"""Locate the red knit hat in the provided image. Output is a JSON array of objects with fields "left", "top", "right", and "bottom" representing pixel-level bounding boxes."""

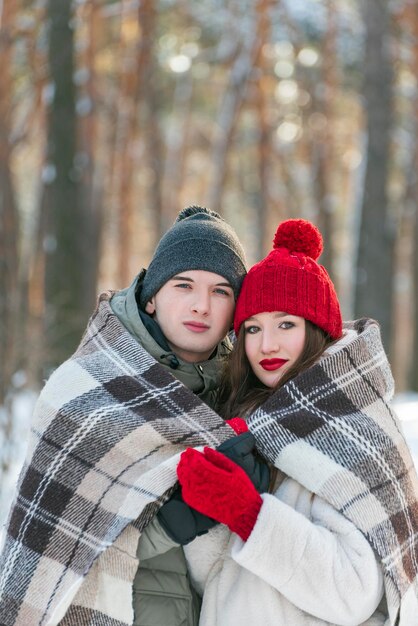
[{"left": 234, "top": 219, "right": 342, "bottom": 339}]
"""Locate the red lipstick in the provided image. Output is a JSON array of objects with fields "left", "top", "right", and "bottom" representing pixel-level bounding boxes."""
[{"left": 259, "top": 358, "right": 288, "bottom": 371}]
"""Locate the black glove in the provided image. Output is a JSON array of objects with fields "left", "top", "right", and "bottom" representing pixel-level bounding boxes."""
[
  {"left": 217, "top": 431, "right": 270, "bottom": 494},
  {"left": 157, "top": 432, "right": 270, "bottom": 545},
  {"left": 157, "top": 486, "right": 217, "bottom": 545}
]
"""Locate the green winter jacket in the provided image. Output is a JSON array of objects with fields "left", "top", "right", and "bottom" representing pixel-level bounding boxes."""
[{"left": 111, "top": 273, "right": 232, "bottom": 626}]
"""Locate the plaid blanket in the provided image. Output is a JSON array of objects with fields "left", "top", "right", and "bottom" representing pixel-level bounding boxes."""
[
  {"left": 247, "top": 318, "right": 418, "bottom": 626},
  {"left": 0, "top": 292, "right": 234, "bottom": 626},
  {"left": 2, "top": 299, "right": 416, "bottom": 626}
]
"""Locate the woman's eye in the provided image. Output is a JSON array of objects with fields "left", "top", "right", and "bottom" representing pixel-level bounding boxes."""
[
  {"left": 244, "top": 325, "right": 259, "bottom": 334},
  {"left": 280, "top": 321, "right": 294, "bottom": 330}
]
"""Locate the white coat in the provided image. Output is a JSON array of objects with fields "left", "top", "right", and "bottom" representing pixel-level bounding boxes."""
[{"left": 184, "top": 474, "right": 387, "bottom": 626}]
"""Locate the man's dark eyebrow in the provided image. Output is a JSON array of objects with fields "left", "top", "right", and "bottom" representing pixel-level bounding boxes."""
[
  {"left": 170, "top": 275, "right": 194, "bottom": 282},
  {"left": 170, "top": 276, "right": 232, "bottom": 289}
]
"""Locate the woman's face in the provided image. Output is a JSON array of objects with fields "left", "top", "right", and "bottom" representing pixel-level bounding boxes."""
[{"left": 243, "top": 312, "right": 306, "bottom": 388}]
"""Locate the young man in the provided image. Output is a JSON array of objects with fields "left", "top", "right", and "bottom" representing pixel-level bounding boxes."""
[
  {"left": 111, "top": 205, "right": 246, "bottom": 410},
  {"left": 110, "top": 206, "right": 248, "bottom": 625},
  {"left": 0, "top": 207, "right": 249, "bottom": 626}
]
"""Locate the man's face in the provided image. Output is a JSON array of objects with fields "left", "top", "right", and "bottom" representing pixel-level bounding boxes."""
[{"left": 145, "top": 270, "right": 235, "bottom": 363}]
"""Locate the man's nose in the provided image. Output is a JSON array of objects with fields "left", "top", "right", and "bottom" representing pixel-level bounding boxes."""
[{"left": 191, "top": 291, "right": 210, "bottom": 315}]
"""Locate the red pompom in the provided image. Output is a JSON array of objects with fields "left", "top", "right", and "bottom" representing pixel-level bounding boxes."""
[{"left": 273, "top": 219, "right": 323, "bottom": 260}]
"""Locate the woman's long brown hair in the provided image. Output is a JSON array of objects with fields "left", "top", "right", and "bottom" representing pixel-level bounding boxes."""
[{"left": 218, "top": 319, "right": 336, "bottom": 419}]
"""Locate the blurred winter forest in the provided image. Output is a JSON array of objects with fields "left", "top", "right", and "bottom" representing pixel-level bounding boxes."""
[{"left": 1, "top": 0, "right": 418, "bottom": 516}]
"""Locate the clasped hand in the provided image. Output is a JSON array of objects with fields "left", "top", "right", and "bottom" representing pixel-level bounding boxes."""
[
  {"left": 177, "top": 436, "right": 266, "bottom": 541},
  {"left": 157, "top": 422, "right": 269, "bottom": 543}
]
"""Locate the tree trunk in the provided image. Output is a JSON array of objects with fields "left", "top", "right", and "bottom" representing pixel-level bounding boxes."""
[
  {"left": 112, "top": 1, "right": 142, "bottom": 286},
  {"left": 0, "top": 0, "right": 21, "bottom": 490},
  {"left": 43, "top": 0, "right": 85, "bottom": 373},
  {"left": 253, "top": 1, "right": 274, "bottom": 259},
  {"left": 354, "top": 0, "right": 395, "bottom": 353},
  {"left": 78, "top": 0, "right": 102, "bottom": 314},
  {"left": 314, "top": 2, "right": 338, "bottom": 277},
  {"left": 137, "top": 1, "right": 165, "bottom": 237},
  {"left": 0, "top": 0, "right": 19, "bottom": 405},
  {"left": 409, "top": 5, "right": 418, "bottom": 391},
  {"left": 162, "top": 73, "right": 193, "bottom": 218},
  {"left": 208, "top": 0, "right": 272, "bottom": 214}
]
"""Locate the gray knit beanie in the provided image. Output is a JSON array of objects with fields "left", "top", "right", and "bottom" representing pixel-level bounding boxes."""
[{"left": 139, "top": 206, "right": 247, "bottom": 308}]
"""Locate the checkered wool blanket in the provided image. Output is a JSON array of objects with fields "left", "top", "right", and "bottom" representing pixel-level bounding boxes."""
[
  {"left": 247, "top": 318, "right": 418, "bottom": 626},
  {"left": 0, "top": 292, "right": 234, "bottom": 626}
]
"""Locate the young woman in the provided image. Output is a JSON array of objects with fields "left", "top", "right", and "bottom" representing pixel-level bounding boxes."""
[{"left": 176, "top": 219, "right": 418, "bottom": 626}]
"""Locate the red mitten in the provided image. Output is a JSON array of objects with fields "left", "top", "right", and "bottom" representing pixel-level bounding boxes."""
[
  {"left": 177, "top": 447, "right": 262, "bottom": 541},
  {"left": 225, "top": 417, "right": 248, "bottom": 435}
]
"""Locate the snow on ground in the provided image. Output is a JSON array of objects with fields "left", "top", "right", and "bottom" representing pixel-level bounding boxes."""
[{"left": 0, "top": 391, "right": 35, "bottom": 531}]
